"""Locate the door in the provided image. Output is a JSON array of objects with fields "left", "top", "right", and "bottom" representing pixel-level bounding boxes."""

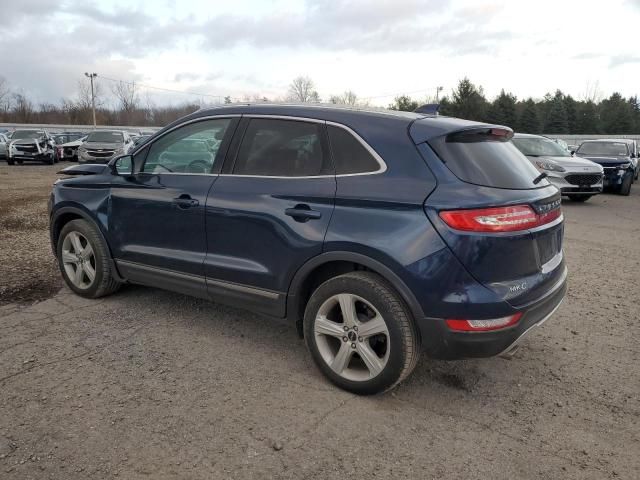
[
  {"left": 204, "top": 117, "right": 336, "bottom": 316},
  {"left": 109, "top": 117, "right": 237, "bottom": 296}
]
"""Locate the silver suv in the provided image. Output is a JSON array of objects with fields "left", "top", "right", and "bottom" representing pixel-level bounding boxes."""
[
  {"left": 77, "top": 130, "right": 134, "bottom": 164},
  {"left": 512, "top": 133, "right": 603, "bottom": 202}
]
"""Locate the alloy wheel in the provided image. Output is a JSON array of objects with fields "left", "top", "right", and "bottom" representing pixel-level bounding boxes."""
[
  {"left": 314, "top": 293, "right": 390, "bottom": 382},
  {"left": 61, "top": 231, "right": 96, "bottom": 289}
]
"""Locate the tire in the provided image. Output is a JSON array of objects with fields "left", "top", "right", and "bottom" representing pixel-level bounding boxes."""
[
  {"left": 568, "top": 195, "right": 592, "bottom": 202},
  {"left": 56, "top": 219, "right": 121, "bottom": 298},
  {"left": 17, "top": 159, "right": 23, "bottom": 165},
  {"left": 618, "top": 173, "right": 632, "bottom": 196},
  {"left": 44, "top": 154, "right": 54, "bottom": 165},
  {"left": 7, "top": 159, "right": 14, "bottom": 165},
  {"left": 304, "top": 271, "right": 420, "bottom": 395}
]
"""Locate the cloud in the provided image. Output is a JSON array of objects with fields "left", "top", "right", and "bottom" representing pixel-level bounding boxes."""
[{"left": 609, "top": 54, "right": 640, "bottom": 68}]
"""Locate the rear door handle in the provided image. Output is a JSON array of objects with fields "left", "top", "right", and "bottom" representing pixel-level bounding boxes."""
[
  {"left": 285, "top": 204, "right": 322, "bottom": 222},
  {"left": 172, "top": 195, "right": 199, "bottom": 209}
]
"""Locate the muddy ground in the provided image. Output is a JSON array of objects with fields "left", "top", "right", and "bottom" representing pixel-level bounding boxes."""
[{"left": 0, "top": 162, "right": 638, "bottom": 479}]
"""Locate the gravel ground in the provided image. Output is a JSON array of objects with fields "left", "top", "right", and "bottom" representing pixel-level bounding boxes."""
[{"left": 0, "top": 163, "right": 638, "bottom": 479}]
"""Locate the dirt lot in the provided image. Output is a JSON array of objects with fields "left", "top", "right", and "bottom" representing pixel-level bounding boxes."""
[{"left": 0, "top": 162, "right": 638, "bottom": 479}]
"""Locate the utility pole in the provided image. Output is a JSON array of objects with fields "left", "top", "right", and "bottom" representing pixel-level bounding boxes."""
[
  {"left": 436, "top": 86, "right": 444, "bottom": 102},
  {"left": 84, "top": 72, "right": 97, "bottom": 127}
]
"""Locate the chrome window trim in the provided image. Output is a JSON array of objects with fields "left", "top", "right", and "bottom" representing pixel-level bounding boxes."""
[
  {"left": 139, "top": 113, "right": 388, "bottom": 179},
  {"left": 136, "top": 114, "right": 241, "bottom": 176}
]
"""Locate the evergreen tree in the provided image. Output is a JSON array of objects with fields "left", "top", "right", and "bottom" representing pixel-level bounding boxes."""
[
  {"left": 563, "top": 95, "right": 578, "bottom": 133},
  {"left": 599, "top": 93, "right": 634, "bottom": 134},
  {"left": 544, "top": 91, "right": 569, "bottom": 134},
  {"left": 576, "top": 101, "right": 599, "bottom": 134},
  {"left": 518, "top": 98, "right": 541, "bottom": 133},
  {"left": 449, "top": 78, "right": 488, "bottom": 122},
  {"left": 486, "top": 89, "right": 517, "bottom": 127}
]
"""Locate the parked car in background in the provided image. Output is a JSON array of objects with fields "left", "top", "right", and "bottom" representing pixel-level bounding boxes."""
[
  {"left": 56, "top": 135, "right": 87, "bottom": 162},
  {"left": 0, "top": 133, "right": 9, "bottom": 160},
  {"left": 50, "top": 104, "right": 566, "bottom": 394},
  {"left": 618, "top": 139, "right": 639, "bottom": 181},
  {"left": 550, "top": 137, "right": 570, "bottom": 152},
  {"left": 574, "top": 140, "right": 635, "bottom": 195},
  {"left": 77, "top": 130, "right": 134, "bottom": 164},
  {"left": 132, "top": 134, "right": 151, "bottom": 147},
  {"left": 7, "top": 129, "right": 57, "bottom": 165},
  {"left": 512, "top": 134, "right": 603, "bottom": 202}
]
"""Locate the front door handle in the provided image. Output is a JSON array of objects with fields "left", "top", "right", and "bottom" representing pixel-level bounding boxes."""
[
  {"left": 172, "top": 195, "right": 199, "bottom": 209},
  {"left": 285, "top": 204, "right": 322, "bottom": 222}
]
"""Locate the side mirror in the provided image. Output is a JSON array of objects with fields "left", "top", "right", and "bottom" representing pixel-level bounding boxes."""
[
  {"left": 111, "top": 155, "right": 133, "bottom": 175},
  {"left": 570, "top": 150, "right": 575, "bottom": 156}
]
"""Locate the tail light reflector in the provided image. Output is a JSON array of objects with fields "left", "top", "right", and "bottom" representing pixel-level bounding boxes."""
[
  {"left": 446, "top": 313, "right": 522, "bottom": 332},
  {"left": 439, "top": 205, "right": 560, "bottom": 233}
]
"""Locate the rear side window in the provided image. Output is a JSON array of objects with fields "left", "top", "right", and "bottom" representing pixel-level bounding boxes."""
[
  {"left": 234, "top": 119, "right": 330, "bottom": 177},
  {"left": 327, "top": 125, "right": 381, "bottom": 175},
  {"left": 429, "top": 128, "right": 547, "bottom": 189}
]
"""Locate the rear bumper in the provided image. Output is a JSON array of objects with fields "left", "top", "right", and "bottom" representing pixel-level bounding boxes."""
[{"left": 416, "top": 269, "right": 567, "bottom": 359}]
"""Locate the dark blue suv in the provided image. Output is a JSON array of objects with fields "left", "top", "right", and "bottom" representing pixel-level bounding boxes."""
[{"left": 49, "top": 105, "right": 567, "bottom": 394}]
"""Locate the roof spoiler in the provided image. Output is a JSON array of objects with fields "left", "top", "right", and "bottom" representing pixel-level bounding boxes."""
[{"left": 414, "top": 103, "right": 440, "bottom": 115}]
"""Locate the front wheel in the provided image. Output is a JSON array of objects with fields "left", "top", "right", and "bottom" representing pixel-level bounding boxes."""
[
  {"left": 304, "top": 271, "right": 420, "bottom": 395},
  {"left": 57, "top": 219, "right": 121, "bottom": 298},
  {"left": 568, "top": 195, "right": 592, "bottom": 202},
  {"left": 618, "top": 173, "right": 632, "bottom": 196}
]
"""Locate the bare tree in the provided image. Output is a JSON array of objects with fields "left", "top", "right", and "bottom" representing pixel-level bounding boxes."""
[
  {"left": 111, "top": 80, "right": 139, "bottom": 113},
  {"left": 12, "top": 92, "right": 34, "bottom": 123},
  {"left": 287, "top": 76, "right": 320, "bottom": 103},
  {"left": 582, "top": 80, "right": 604, "bottom": 104},
  {"left": 329, "top": 90, "right": 361, "bottom": 106}
]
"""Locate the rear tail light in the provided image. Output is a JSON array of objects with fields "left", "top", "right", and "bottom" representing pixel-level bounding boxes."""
[
  {"left": 439, "top": 205, "right": 560, "bottom": 233},
  {"left": 446, "top": 313, "right": 522, "bottom": 332}
]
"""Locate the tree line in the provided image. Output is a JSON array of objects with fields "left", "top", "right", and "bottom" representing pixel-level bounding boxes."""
[
  {"left": 1, "top": 75, "right": 639, "bottom": 134},
  {"left": 388, "top": 78, "right": 640, "bottom": 135}
]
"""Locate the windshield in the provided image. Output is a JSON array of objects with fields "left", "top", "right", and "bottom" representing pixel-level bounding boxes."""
[
  {"left": 11, "top": 130, "right": 42, "bottom": 140},
  {"left": 512, "top": 136, "right": 570, "bottom": 157},
  {"left": 577, "top": 142, "right": 629, "bottom": 156},
  {"left": 86, "top": 131, "right": 124, "bottom": 143}
]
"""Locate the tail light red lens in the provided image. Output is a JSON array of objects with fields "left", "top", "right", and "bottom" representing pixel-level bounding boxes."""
[
  {"left": 439, "top": 205, "right": 560, "bottom": 233},
  {"left": 446, "top": 313, "right": 522, "bottom": 332}
]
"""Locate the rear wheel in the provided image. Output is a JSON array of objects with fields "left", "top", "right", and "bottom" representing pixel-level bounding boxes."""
[
  {"left": 7, "top": 159, "right": 14, "bottom": 165},
  {"left": 568, "top": 195, "right": 592, "bottom": 202},
  {"left": 618, "top": 173, "right": 632, "bottom": 196},
  {"left": 304, "top": 271, "right": 420, "bottom": 395},
  {"left": 44, "top": 153, "right": 54, "bottom": 165},
  {"left": 57, "top": 219, "right": 121, "bottom": 298}
]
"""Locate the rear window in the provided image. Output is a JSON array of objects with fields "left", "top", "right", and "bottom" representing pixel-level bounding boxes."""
[{"left": 428, "top": 128, "right": 548, "bottom": 189}]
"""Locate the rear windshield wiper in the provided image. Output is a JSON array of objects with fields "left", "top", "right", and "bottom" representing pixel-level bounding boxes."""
[{"left": 533, "top": 172, "right": 548, "bottom": 185}]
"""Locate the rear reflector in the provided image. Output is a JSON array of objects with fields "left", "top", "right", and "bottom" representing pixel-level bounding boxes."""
[
  {"left": 446, "top": 313, "right": 522, "bottom": 332},
  {"left": 439, "top": 205, "right": 560, "bottom": 233}
]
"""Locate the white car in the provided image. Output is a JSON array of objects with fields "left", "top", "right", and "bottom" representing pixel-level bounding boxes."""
[
  {"left": 57, "top": 135, "right": 87, "bottom": 162},
  {"left": 512, "top": 133, "right": 604, "bottom": 202},
  {"left": 0, "top": 133, "right": 9, "bottom": 160}
]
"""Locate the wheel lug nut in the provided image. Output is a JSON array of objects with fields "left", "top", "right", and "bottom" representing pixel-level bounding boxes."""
[
  {"left": 351, "top": 343, "right": 356, "bottom": 349},
  {"left": 358, "top": 337, "right": 363, "bottom": 342},
  {"left": 353, "top": 326, "right": 358, "bottom": 331},
  {"left": 342, "top": 336, "right": 348, "bottom": 342},
  {"left": 343, "top": 326, "right": 349, "bottom": 331}
]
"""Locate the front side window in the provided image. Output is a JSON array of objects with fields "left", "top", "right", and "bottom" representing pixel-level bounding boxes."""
[
  {"left": 327, "top": 125, "right": 381, "bottom": 174},
  {"left": 142, "top": 119, "right": 231, "bottom": 174},
  {"left": 233, "top": 119, "right": 329, "bottom": 177}
]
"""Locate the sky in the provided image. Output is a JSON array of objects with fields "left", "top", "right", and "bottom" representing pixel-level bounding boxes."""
[{"left": 1, "top": 0, "right": 640, "bottom": 107}]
